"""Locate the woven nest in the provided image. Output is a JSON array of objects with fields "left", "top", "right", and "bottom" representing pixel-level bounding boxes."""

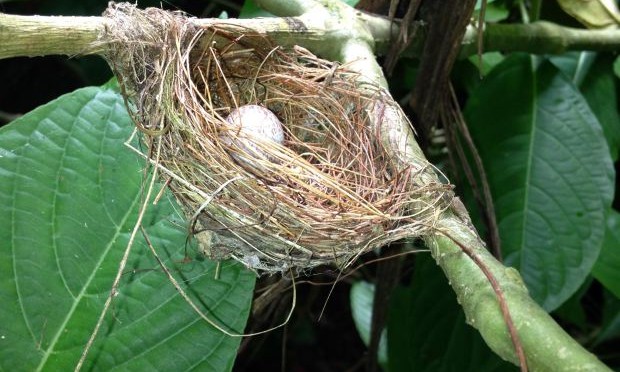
[{"left": 101, "top": 3, "right": 452, "bottom": 273}]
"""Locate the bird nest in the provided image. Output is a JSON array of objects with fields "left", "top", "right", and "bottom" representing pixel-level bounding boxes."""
[{"left": 101, "top": 3, "right": 452, "bottom": 273}]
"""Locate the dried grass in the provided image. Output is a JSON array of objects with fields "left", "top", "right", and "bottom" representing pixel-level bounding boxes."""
[{"left": 101, "top": 3, "right": 452, "bottom": 274}]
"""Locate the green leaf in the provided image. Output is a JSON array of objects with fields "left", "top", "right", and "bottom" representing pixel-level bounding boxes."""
[
  {"left": 350, "top": 281, "right": 388, "bottom": 368},
  {"left": 557, "top": 0, "right": 620, "bottom": 29},
  {"left": 613, "top": 56, "right": 620, "bottom": 79},
  {"left": 593, "top": 211, "right": 620, "bottom": 298},
  {"left": 549, "top": 51, "right": 596, "bottom": 86},
  {"left": 239, "top": 0, "right": 357, "bottom": 19},
  {"left": 593, "top": 289, "right": 620, "bottom": 346},
  {"left": 549, "top": 53, "right": 620, "bottom": 160},
  {"left": 239, "top": 0, "right": 275, "bottom": 18},
  {"left": 340, "top": 0, "right": 360, "bottom": 6},
  {"left": 468, "top": 52, "right": 505, "bottom": 76},
  {"left": 0, "top": 85, "right": 255, "bottom": 371},
  {"left": 580, "top": 55, "right": 620, "bottom": 161},
  {"left": 387, "top": 255, "right": 514, "bottom": 371},
  {"left": 552, "top": 277, "right": 593, "bottom": 331},
  {"left": 464, "top": 54, "right": 614, "bottom": 311},
  {"left": 474, "top": 1, "right": 509, "bottom": 22}
]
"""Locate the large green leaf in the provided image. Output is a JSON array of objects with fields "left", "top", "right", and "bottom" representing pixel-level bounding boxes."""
[
  {"left": 464, "top": 54, "right": 614, "bottom": 311},
  {"left": 550, "top": 52, "right": 620, "bottom": 160},
  {"left": 593, "top": 211, "right": 620, "bottom": 298},
  {"left": 387, "top": 255, "right": 514, "bottom": 371},
  {"left": 580, "top": 55, "right": 620, "bottom": 161},
  {"left": 0, "top": 84, "right": 255, "bottom": 371}
]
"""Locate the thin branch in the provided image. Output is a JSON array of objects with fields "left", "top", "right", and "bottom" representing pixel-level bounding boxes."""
[
  {"left": 529, "top": 0, "right": 542, "bottom": 22},
  {"left": 460, "top": 20, "right": 620, "bottom": 57},
  {"left": 477, "top": 0, "right": 487, "bottom": 76},
  {"left": 2, "top": 12, "right": 620, "bottom": 61},
  {"left": 0, "top": 13, "right": 104, "bottom": 59},
  {"left": 446, "top": 85, "right": 502, "bottom": 260},
  {"left": 382, "top": 0, "right": 421, "bottom": 75}
]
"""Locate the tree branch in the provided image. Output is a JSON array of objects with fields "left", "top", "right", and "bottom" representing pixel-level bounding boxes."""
[
  {"left": 428, "top": 210, "right": 610, "bottom": 370},
  {"left": 460, "top": 21, "right": 620, "bottom": 57},
  {"left": 0, "top": 13, "right": 104, "bottom": 59},
  {"left": 2, "top": 11, "right": 620, "bottom": 61}
]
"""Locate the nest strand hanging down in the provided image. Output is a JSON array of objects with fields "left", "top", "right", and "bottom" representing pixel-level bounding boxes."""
[{"left": 101, "top": 3, "right": 452, "bottom": 273}]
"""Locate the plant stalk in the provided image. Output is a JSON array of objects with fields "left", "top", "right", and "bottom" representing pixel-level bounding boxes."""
[
  {"left": 0, "top": 13, "right": 104, "bottom": 59},
  {"left": 427, "top": 211, "right": 611, "bottom": 370},
  {"left": 2, "top": 12, "right": 620, "bottom": 60}
]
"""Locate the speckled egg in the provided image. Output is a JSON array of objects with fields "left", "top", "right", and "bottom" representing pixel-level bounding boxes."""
[{"left": 221, "top": 105, "right": 285, "bottom": 159}]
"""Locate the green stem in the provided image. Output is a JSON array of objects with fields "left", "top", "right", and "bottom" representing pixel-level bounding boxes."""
[
  {"left": 0, "top": 13, "right": 104, "bottom": 59},
  {"left": 427, "top": 212, "right": 611, "bottom": 371},
  {"left": 460, "top": 21, "right": 620, "bottom": 57},
  {"left": 2, "top": 12, "right": 620, "bottom": 60}
]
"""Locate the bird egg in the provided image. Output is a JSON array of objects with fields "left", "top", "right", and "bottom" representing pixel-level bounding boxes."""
[{"left": 221, "top": 105, "right": 284, "bottom": 160}]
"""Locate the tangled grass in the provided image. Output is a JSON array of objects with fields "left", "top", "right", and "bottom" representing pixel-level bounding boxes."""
[{"left": 102, "top": 2, "right": 452, "bottom": 274}]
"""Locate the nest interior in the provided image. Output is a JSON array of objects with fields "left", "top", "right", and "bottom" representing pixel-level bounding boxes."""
[{"left": 102, "top": 3, "right": 451, "bottom": 273}]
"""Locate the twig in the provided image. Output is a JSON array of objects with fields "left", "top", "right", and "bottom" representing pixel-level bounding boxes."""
[
  {"left": 3, "top": 12, "right": 620, "bottom": 61},
  {"left": 476, "top": 0, "right": 486, "bottom": 77},
  {"left": 446, "top": 85, "right": 502, "bottom": 259},
  {"left": 383, "top": 0, "right": 422, "bottom": 75}
]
